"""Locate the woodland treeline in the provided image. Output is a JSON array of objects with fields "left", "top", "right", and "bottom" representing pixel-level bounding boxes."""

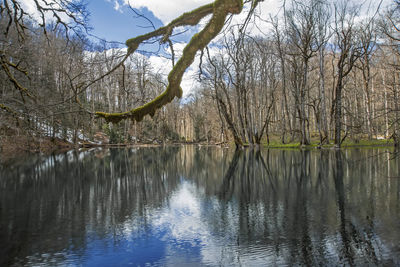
[{"left": 1, "top": 0, "right": 400, "bottom": 148}]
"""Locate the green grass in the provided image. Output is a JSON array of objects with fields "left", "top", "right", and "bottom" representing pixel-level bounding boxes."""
[
  {"left": 263, "top": 138, "right": 394, "bottom": 149},
  {"left": 264, "top": 141, "right": 301, "bottom": 149},
  {"left": 340, "top": 139, "right": 394, "bottom": 148}
]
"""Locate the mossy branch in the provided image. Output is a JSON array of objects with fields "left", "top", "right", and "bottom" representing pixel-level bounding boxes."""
[
  {"left": 0, "top": 104, "right": 21, "bottom": 124},
  {"left": 0, "top": 104, "right": 15, "bottom": 114},
  {"left": 96, "top": 0, "right": 243, "bottom": 123},
  {"left": 0, "top": 54, "right": 34, "bottom": 102}
]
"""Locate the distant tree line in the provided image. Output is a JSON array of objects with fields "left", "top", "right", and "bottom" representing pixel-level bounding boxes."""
[{"left": 199, "top": 0, "right": 400, "bottom": 147}]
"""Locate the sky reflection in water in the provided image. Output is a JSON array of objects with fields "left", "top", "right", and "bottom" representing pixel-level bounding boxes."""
[{"left": 1, "top": 147, "right": 400, "bottom": 266}]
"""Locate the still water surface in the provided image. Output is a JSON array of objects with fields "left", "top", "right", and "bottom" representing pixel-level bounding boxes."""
[{"left": 1, "top": 146, "right": 400, "bottom": 266}]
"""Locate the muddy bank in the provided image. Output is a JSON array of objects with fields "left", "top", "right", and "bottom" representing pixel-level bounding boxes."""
[{"left": 0, "top": 136, "right": 74, "bottom": 164}]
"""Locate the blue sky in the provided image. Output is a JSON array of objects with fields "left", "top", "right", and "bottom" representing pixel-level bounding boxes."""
[
  {"left": 87, "top": 0, "right": 163, "bottom": 44},
  {"left": 85, "top": 0, "right": 214, "bottom": 47}
]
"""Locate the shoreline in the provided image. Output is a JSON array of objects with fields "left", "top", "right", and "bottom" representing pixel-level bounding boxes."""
[{"left": 1, "top": 136, "right": 396, "bottom": 164}]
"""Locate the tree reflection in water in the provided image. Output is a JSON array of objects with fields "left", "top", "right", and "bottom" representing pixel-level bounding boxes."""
[{"left": 0, "top": 146, "right": 399, "bottom": 266}]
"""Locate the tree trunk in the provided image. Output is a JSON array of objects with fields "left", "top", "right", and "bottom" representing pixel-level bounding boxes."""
[
  {"left": 300, "top": 60, "right": 310, "bottom": 145},
  {"left": 382, "top": 70, "right": 389, "bottom": 138},
  {"left": 319, "top": 48, "right": 328, "bottom": 144},
  {"left": 334, "top": 77, "right": 343, "bottom": 147},
  {"left": 394, "top": 74, "right": 400, "bottom": 146}
]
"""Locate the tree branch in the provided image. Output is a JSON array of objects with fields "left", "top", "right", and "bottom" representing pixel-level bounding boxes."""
[{"left": 96, "top": 0, "right": 244, "bottom": 123}]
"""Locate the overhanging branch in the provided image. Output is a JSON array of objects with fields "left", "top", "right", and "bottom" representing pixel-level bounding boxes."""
[{"left": 95, "top": 0, "right": 244, "bottom": 123}]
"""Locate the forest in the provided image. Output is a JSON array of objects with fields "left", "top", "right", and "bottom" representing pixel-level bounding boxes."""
[{"left": 1, "top": 0, "right": 400, "bottom": 153}]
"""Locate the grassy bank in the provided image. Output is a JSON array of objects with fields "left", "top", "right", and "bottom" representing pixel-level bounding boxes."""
[{"left": 264, "top": 139, "right": 394, "bottom": 149}]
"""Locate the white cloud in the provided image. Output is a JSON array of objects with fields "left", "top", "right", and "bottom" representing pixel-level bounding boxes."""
[
  {"left": 114, "top": 1, "right": 121, "bottom": 12},
  {"left": 19, "top": 0, "right": 77, "bottom": 25},
  {"left": 19, "top": 0, "right": 37, "bottom": 16},
  {"left": 123, "top": 0, "right": 212, "bottom": 24},
  {"left": 19, "top": 0, "right": 60, "bottom": 22},
  {"left": 119, "top": 0, "right": 282, "bottom": 28},
  {"left": 221, "top": 1, "right": 282, "bottom": 37},
  {"left": 148, "top": 42, "right": 199, "bottom": 99}
]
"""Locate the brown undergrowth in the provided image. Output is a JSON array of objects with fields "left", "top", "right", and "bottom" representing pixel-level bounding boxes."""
[{"left": 0, "top": 135, "right": 73, "bottom": 164}]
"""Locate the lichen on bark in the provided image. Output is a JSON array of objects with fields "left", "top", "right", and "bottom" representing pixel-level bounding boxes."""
[{"left": 96, "top": 0, "right": 243, "bottom": 123}]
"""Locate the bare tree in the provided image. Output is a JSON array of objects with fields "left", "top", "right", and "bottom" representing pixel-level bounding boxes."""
[
  {"left": 315, "top": 0, "right": 331, "bottom": 144},
  {"left": 331, "top": 0, "right": 363, "bottom": 147},
  {"left": 357, "top": 19, "right": 378, "bottom": 140},
  {"left": 270, "top": 15, "right": 293, "bottom": 143},
  {"left": 285, "top": 0, "right": 322, "bottom": 145}
]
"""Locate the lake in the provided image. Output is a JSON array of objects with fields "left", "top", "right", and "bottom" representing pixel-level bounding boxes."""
[{"left": 1, "top": 146, "right": 400, "bottom": 266}]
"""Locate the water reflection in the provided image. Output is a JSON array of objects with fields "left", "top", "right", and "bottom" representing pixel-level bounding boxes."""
[{"left": 1, "top": 147, "right": 400, "bottom": 266}]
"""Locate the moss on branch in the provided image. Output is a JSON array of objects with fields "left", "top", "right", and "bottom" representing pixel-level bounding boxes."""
[
  {"left": 0, "top": 104, "right": 13, "bottom": 113},
  {"left": 96, "top": 0, "right": 243, "bottom": 123},
  {"left": 0, "top": 55, "right": 34, "bottom": 101},
  {"left": 0, "top": 104, "right": 20, "bottom": 122}
]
